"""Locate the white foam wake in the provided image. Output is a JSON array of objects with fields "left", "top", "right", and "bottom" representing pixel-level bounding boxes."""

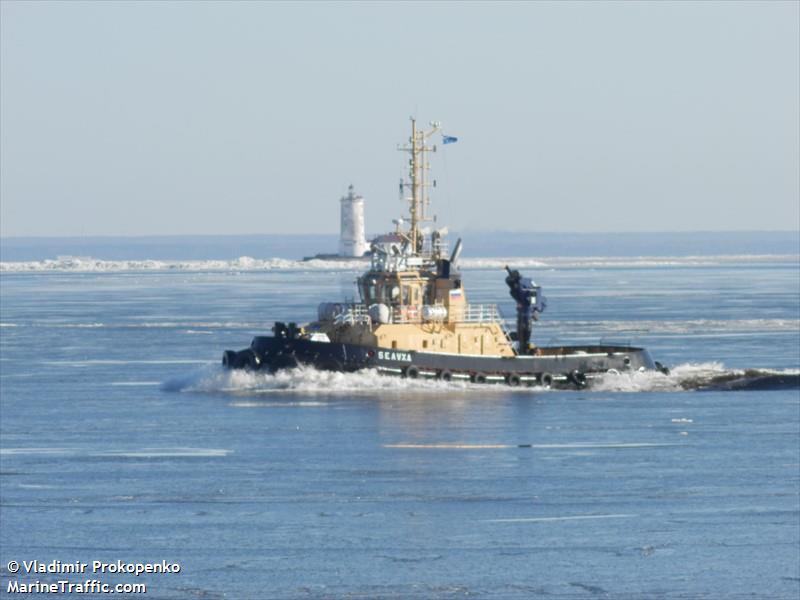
[
  {"left": 162, "top": 362, "right": 799, "bottom": 396},
  {"left": 588, "top": 362, "right": 720, "bottom": 392},
  {"left": 591, "top": 362, "right": 800, "bottom": 392},
  {"left": 2, "top": 254, "right": 796, "bottom": 273},
  {"left": 162, "top": 364, "right": 474, "bottom": 395}
]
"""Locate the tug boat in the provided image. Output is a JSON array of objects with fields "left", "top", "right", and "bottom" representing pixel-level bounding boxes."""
[{"left": 223, "top": 119, "right": 667, "bottom": 388}]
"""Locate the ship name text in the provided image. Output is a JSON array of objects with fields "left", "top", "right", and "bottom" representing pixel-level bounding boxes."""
[{"left": 377, "top": 350, "right": 412, "bottom": 362}]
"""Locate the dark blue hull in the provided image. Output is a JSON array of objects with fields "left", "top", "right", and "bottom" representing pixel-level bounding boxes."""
[{"left": 223, "top": 330, "right": 662, "bottom": 388}]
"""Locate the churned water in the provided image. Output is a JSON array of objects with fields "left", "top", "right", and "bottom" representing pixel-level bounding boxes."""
[{"left": 1, "top": 235, "right": 798, "bottom": 599}]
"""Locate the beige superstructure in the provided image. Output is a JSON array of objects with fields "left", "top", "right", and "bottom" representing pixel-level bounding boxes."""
[{"left": 307, "top": 119, "right": 516, "bottom": 358}]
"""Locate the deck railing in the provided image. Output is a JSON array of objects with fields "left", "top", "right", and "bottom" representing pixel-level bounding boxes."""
[
  {"left": 460, "top": 304, "right": 503, "bottom": 323},
  {"left": 329, "top": 303, "right": 504, "bottom": 326},
  {"left": 332, "top": 303, "right": 372, "bottom": 326}
]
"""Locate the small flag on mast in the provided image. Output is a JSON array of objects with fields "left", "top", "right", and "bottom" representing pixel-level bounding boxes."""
[{"left": 442, "top": 134, "right": 458, "bottom": 145}]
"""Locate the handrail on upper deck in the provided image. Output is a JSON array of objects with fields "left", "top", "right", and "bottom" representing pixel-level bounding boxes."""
[{"left": 330, "top": 302, "right": 506, "bottom": 326}]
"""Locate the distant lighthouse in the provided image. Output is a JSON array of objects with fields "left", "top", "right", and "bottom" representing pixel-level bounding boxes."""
[{"left": 339, "top": 184, "right": 368, "bottom": 257}]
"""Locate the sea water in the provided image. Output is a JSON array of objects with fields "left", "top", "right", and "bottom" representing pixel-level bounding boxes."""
[{"left": 1, "top": 234, "right": 798, "bottom": 599}]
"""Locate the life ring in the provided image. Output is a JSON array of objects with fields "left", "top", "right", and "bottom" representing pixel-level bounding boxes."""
[
  {"left": 540, "top": 372, "right": 553, "bottom": 388},
  {"left": 506, "top": 374, "right": 521, "bottom": 387},
  {"left": 406, "top": 305, "right": 419, "bottom": 321},
  {"left": 405, "top": 366, "right": 420, "bottom": 379},
  {"left": 438, "top": 370, "right": 453, "bottom": 382},
  {"left": 472, "top": 373, "right": 487, "bottom": 384}
]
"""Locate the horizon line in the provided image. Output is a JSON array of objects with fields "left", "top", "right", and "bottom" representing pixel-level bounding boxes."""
[{"left": 2, "top": 229, "right": 799, "bottom": 241}]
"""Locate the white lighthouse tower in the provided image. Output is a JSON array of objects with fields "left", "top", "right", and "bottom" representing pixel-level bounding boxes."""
[{"left": 339, "top": 184, "right": 368, "bottom": 257}]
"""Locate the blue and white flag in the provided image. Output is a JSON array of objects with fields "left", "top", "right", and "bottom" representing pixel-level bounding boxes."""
[{"left": 442, "top": 134, "right": 458, "bottom": 145}]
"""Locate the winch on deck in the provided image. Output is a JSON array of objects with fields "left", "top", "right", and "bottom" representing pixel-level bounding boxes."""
[{"left": 505, "top": 266, "right": 547, "bottom": 355}]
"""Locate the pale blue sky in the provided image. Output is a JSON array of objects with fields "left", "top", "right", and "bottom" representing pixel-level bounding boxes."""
[{"left": 1, "top": 0, "right": 798, "bottom": 237}]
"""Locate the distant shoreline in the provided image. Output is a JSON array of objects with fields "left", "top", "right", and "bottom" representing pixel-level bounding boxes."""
[
  {"left": 1, "top": 231, "right": 798, "bottom": 263},
  {"left": 2, "top": 229, "right": 798, "bottom": 240}
]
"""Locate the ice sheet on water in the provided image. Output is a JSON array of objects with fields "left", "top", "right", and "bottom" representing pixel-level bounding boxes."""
[
  {"left": 0, "top": 256, "right": 366, "bottom": 272},
  {"left": 560, "top": 318, "right": 800, "bottom": 335},
  {"left": 3, "top": 254, "right": 796, "bottom": 273},
  {"left": 0, "top": 447, "right": 231, "bottom": 457}
]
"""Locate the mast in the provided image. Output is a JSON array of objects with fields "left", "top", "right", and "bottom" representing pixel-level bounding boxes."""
[
  {"left": 410, "top": 118, "right": 419, "bottom": 252},
  {"left": 399, "top": 118, "right": 440, "bottom": 255}
]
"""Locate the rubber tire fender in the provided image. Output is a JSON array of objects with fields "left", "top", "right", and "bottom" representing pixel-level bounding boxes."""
[
  {"left": 239, "top": 350, "right": 260, "bottom": 371},
  {"left": 569, "top": 369, "right": 587, "bottom": 389},
  {"left": 232, "top": 350, "right": 253, "bottom": 370},
  {"left": 540, "top": 372, "right": 554, "bottom": 388},
  {"left": 222, "top": 350, "right": 238, "bottom": 369},
  {"left": 405, "top": 366, "right": 420, "bottom": 379},
  {"left": 472, "top": 373, "right": 487, "bottom": 384},
  {"left": 506, "top": 373, "right": 521, "bottom": 387},
  {"left": 438, "top": 370, "right": 453, "bottom": 382}
]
